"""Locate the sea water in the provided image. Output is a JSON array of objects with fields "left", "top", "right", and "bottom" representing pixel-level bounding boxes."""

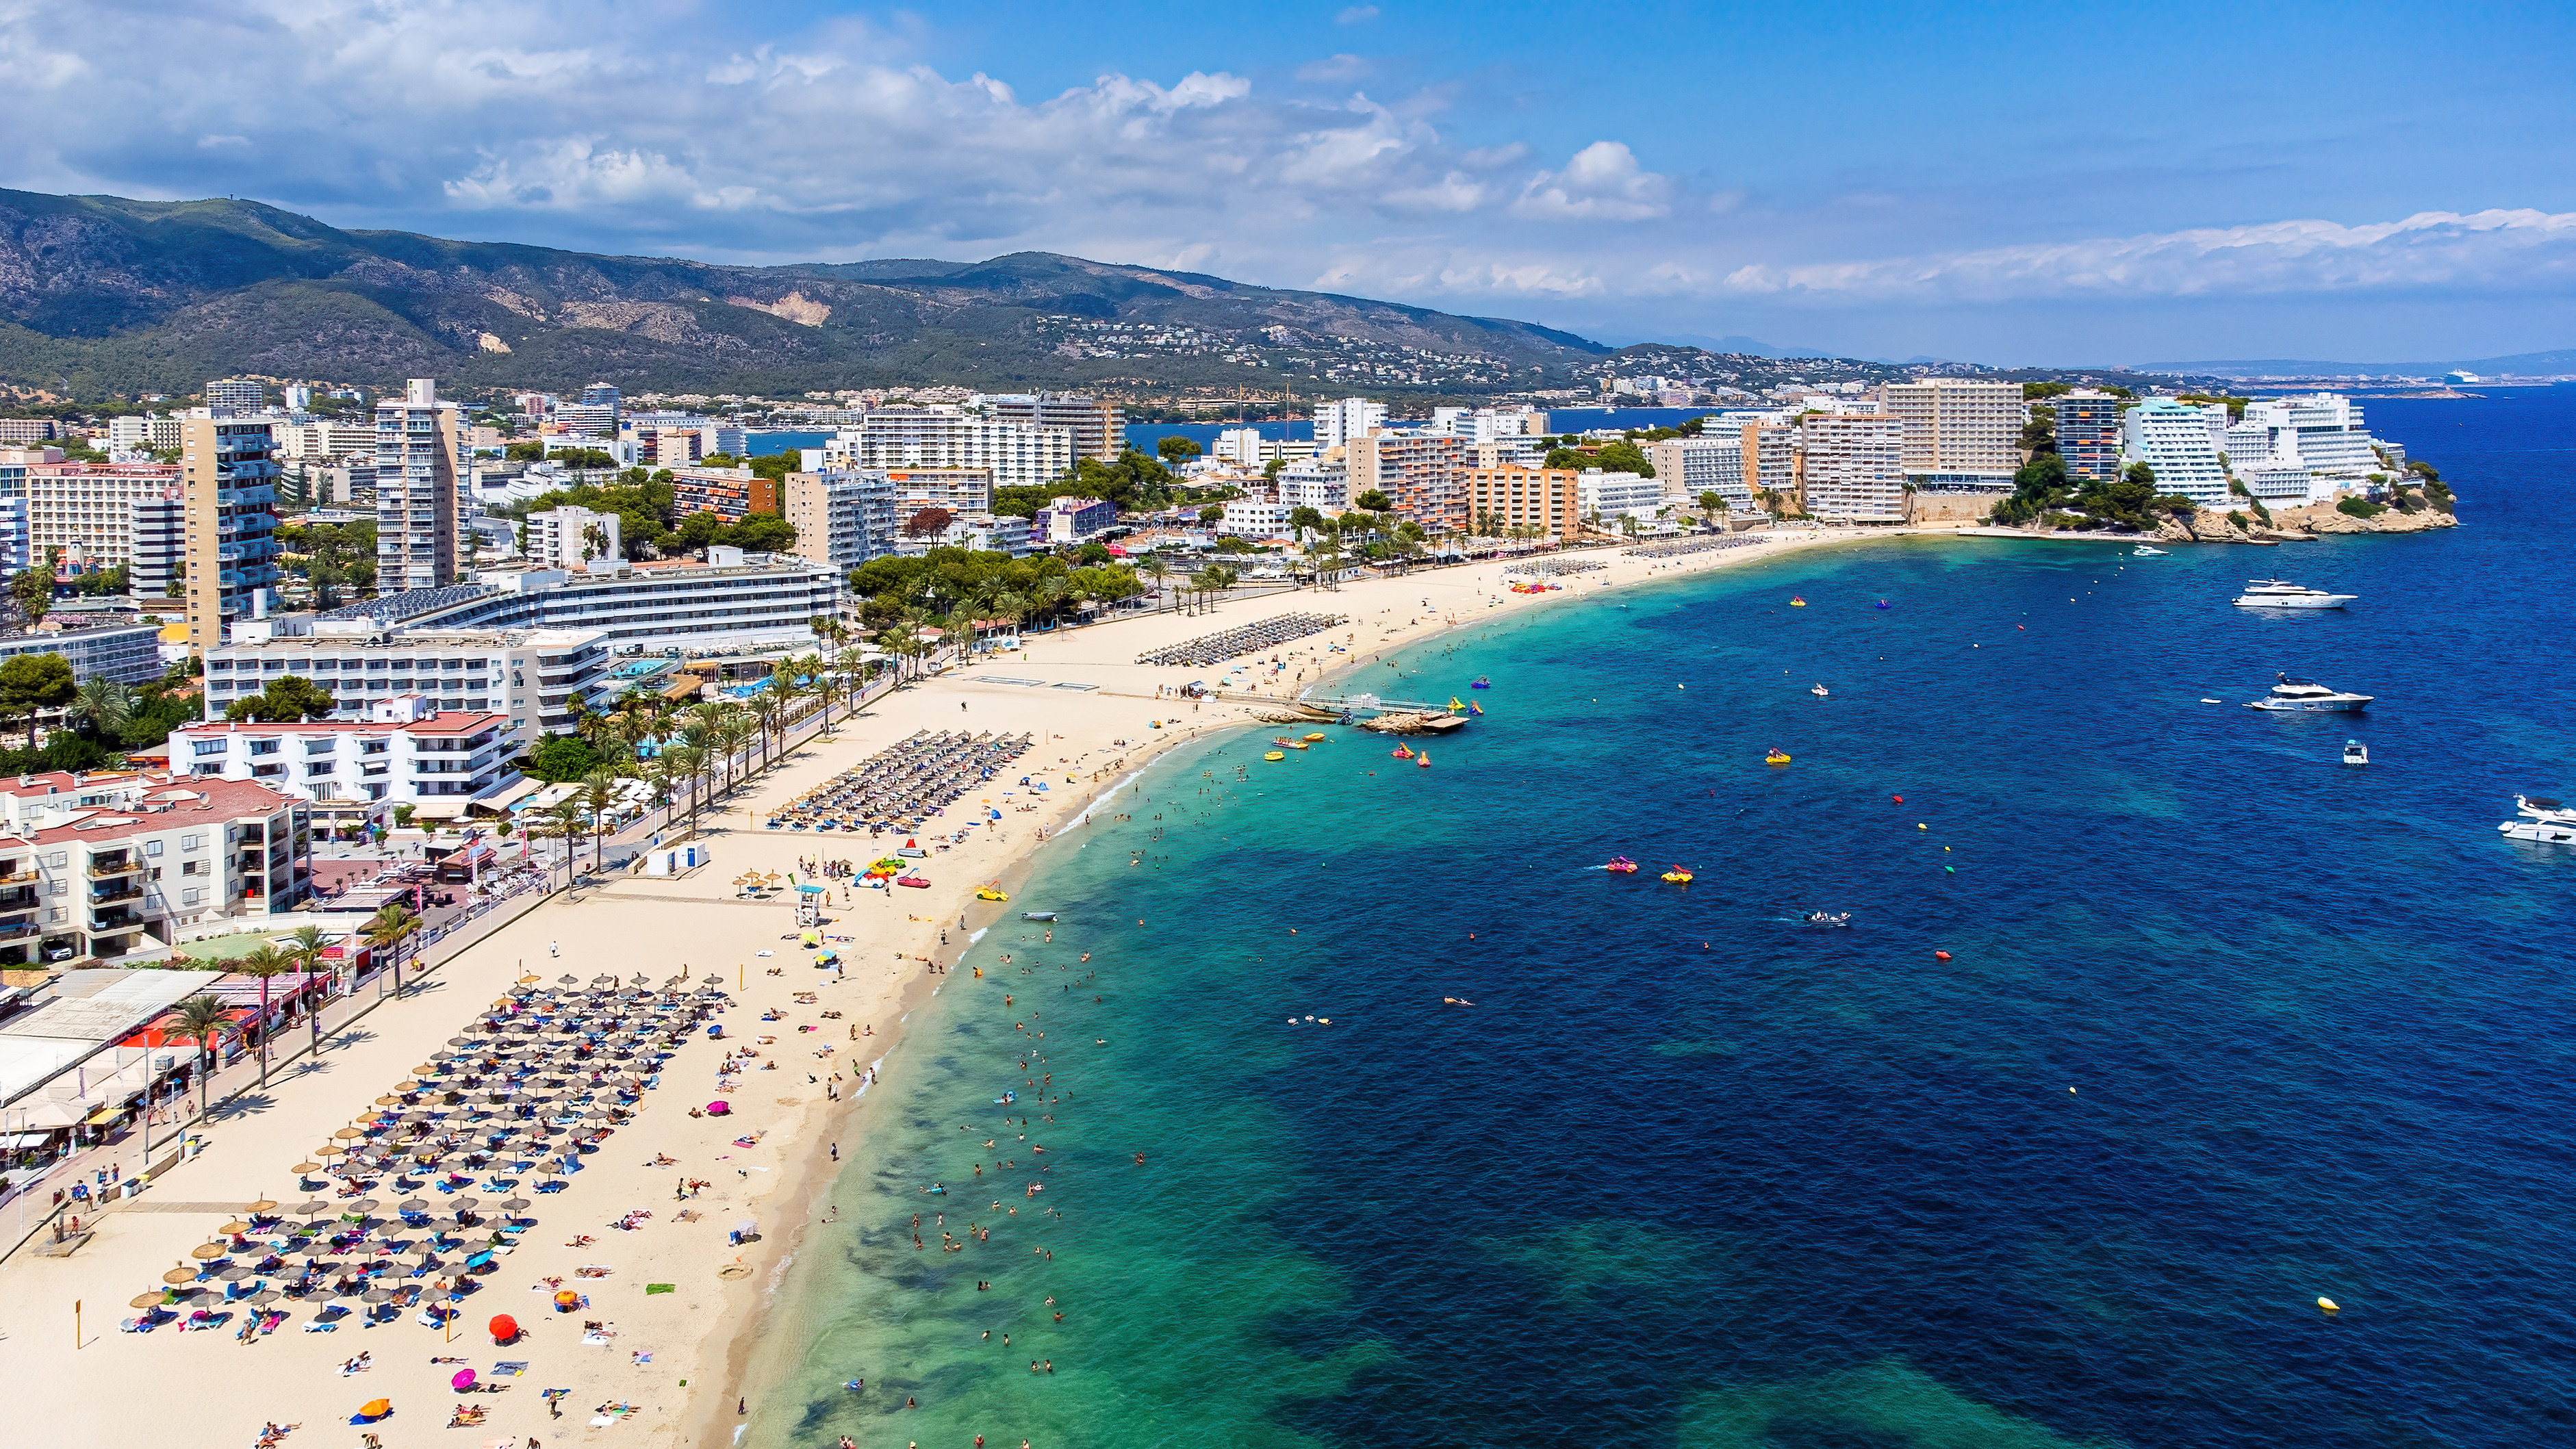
[{"left": 745, "top": 388, "right": 2576, "bottom": 1448}]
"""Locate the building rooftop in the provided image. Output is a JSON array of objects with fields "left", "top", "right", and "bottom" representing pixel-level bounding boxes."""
[
  {"left": 175, "top": 709, "right": 509, "bottom": 739},
  {"left": 316, "top": 583, "right": 498, "bottom": 623}
]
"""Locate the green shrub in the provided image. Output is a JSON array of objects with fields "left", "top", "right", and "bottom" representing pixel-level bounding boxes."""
[{"left": 2336, "top": 498, "right": 2386, "bottom": 519}]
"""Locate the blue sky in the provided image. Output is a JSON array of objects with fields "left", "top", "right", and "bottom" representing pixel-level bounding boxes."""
[{"left": 6, "top": 1, "right": 2574, "bottom": 365}]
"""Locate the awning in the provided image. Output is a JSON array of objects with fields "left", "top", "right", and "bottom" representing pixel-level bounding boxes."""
[
  {"left": 408, "top": 799, "right": 472, "bottom": 821},
  {"left": 0, "top": 1131, "right": 49, "bottom": 1146},
  {"left": 83, "top": 1105, "right": 123, "bottom": 1126},
  {"left": 476, "top": 778, "right": 544, "bottom": 814}
]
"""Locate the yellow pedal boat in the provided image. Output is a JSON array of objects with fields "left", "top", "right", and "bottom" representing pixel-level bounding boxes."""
[
  {"left": 1661, "top": 868, "right": 1694, "bottom": 884},
  {"left": 975, "top": 887, "right": 1008, "bottom": 902},
  {"left": 1303, "top": 732, "right": 1327, "bottom": 742},
  {"left": 1765, "top": 751, "right": 1793, "bottom": 765},
  {"left": 1264, "top": 750, "right": 1286, "bottom": 761}
]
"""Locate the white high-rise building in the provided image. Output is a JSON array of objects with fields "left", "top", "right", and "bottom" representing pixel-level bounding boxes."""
[
  {"left": 1273, "top": 459, "right": 1349, "bottom": 515},
  {"left": 205, "top": 378, "right": 265, "bottom": 414},
  {"left": 1575, "top": 470, "right": 1666, "bottom": 524},
  {"left": 374, "top": 379, "right": 466, "bottom": 593},
  {"left": 2120, "top": 399, "right": 2231, "bottom": 509},
  {"left": 1798, "top": 415, "right": 1907, "bottom": 523},
  {"left": 1314, "top": 398, "right": 1389, "bottom": 451},
  {"left": 824, "top": 409, "right": 1074, "bottom": 491}
]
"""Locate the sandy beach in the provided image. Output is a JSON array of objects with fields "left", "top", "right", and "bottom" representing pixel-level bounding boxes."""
[{"left": 0, "top": 526, "right": 1883, "bottom": 1449}]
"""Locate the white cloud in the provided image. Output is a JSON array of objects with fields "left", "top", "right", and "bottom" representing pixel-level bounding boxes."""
[
  {"left": 1511, "top": 141, "right": 1672, "bottom": 221},
  {"left": 1721, "top": 209, "right": 2576, "bottom": 301},
  {"left": 1296, "top": 53, "right": 1372, "bottom": 83},
  {"left": 1336, "top": 5, "right": 1380, "bottom": 24}
]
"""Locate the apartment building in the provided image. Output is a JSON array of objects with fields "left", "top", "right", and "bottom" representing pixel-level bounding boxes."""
[
  {"left": 1878, "top": 378, "right": 2022, "bottom": 487},
  {"left": 105, "top": 415, "right": 186, "bottom": 454},
  {"left": 202, "top": 624, "right": 609, "bottom": 738},
  {"left": 828, "top": 409, "right": 1073, "bottom": 489},
  {"left": 980, "top": 393, "right": 1121, "bottom": 462},
  {"left": 129, "top": 493, "right": 183, "bottom": 600},
  {"left": 172, "top": 695, "right": 521, "bottom": 825},
  {"left": 275, "top": 419, "right": 377, "bottom": 461},
  {"left": 1314, "top": 397, "right": 1390, "bottom": 451},
  {"left": 314, "top": 555, "right": 841, "bottom": 655},
  {"left": 2052, "top": 392, "right": 2124, "bottom": 480},
  {"left": 2228, "top": 393, "right": 2386, "bottom": 481},
  {"left": 0, "top": 621, "right": 166, "bottom": 684},
  {"left": 0, "top": 498, "right": 25, "bottom": 572},
  {"left": 783, "top": 468, "right": 898, "bottom": 573},
  {"left": 24, "top": 459, "right": 181, "bottom": 571},
  {"left": 1219, "top": 497, "right": 1292, "bottom": 539},
  {"left": 180, "top": 415, "right": 283, "bottom": 651},
  {"left": 0, "top": 771, "right": 309, "bottom": 965},
  {"left": 2120, "top": 399, "right": 2231, "bottom": 509},
  {"left": 669, "top": 465, "right": 778, "bottom": 523},
  {"left": 1032, "top": 496, "right": 1117, "bottom": 543},
  {"left": 1798, "top": 415, "right": 1907, "bottom": 523},
  {"left": 1273, "top": 459, "right": 1349, "bottom": 515},
  {"left": 891, "top": 513, "right": 1033, "bottom": 557},
  {"left": 1576, "top": 470, "right": 1668, "bottom": 525},
  {"left": 887, "top": 468, "right": 995, "bottom": 516},
  {"left": 0, "top": 419, "right": 57, "bottom": 444},
  {"left": 0, "top": 445, "right": 61, "bottom": 500},
  {"left": 205, "top": 379, "right": 266, "bottom": 413},
  {"left": 1463, "top": 466, "right": 1580, "bottom": 539},
  {"left": 1344, "top": 432, "right": 1466, "bottom": 533},
  {"left": 374, "top": 379, "right": 466, "bottom": 594},
  {"left": 1644, "top": 437, "right": 1758, "bottom": 510},
  {"left": 523, "top": 505, "right": 624, "bottom": 570}
]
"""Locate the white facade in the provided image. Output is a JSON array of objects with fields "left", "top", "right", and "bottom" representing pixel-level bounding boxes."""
[
  {"left": 25, "top": 461, "right": 181, "bottom": 570},
  {"left": 1430, "top": 406, "right": 1545, "bottom": 442},
  {"left": 0, "top": 497, "right": 26, "bottom": 572},
  {"left": 1576, "top": 470, "right": 1667, "bottom": 524},
  {"left": 1273, "top": 460, "right": 1349, "bottom": 515},
  {"left": 1221, "top": 497, "right": 1292, "bottom": 539},
  {"left": 375, "top": 379, "right": 466, "bottom": 593},
  {"left": 1314, "top": 397, "right": 1389, "bottom": 451},
  {"left": 1799, "top": 415, "right": 1907, "bottom": 523},
  {"left": 203, "top": 625, "right": 612, "bottom": 737},
  {"left": 173, "top": 697, "right": 521, "bottom": 815},
  {"left": 893, "top": 513, "right": 1032, "bottom": 558},
  {"left": 524, "top": 505, "right": 624, "bottom": 570},
  {"left": 1644, "top": 437, "right": 1756, "bottom": 509},
  {"left": 2121, "top": 400, "right": 2232, "bottom": 509},
  {"left": 0, "top": 772, "right": 310, "bottom": 962},
  {"left": 324, "top": 560, "right": 842, "bottom": 656},
  {"left": 205, "top": 379, "right": 266, "bottom": 413},
  {"left": 2230, "top": 394, "right": 2387, "bottom": 484},
  {"left": 826, "top": 409, "right": 1074, "bottom": 490}
]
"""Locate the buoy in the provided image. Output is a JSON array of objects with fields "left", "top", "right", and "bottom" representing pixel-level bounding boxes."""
[
  {"left": 2317, "top": 1297, "right": 2340, "bottom": 1313},
  {"left": 1943, "top": 866, "right": 1954, "bottom": 873},
  {"left": 1917, "top": 823, "right": 1927, "bottom": 830},
  {"left": 1934, "top": 951, "right": 1951, "bottom": 961},
  {"left": 1892, "top": 795, "right": 1902, "bottom": 804}
]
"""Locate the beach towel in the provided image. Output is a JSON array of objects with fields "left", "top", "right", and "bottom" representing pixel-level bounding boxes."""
[
  {"left": 490, "top": 1361, "right": 528, "bottom": 1376},
  {"left": 644, "top": 1283, "right": 675, "bottom": 1295}
]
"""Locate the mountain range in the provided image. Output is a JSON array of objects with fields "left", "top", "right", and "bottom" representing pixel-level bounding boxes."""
[{"left": 0, "top": 189, "right": 1614, "bottom": 400}]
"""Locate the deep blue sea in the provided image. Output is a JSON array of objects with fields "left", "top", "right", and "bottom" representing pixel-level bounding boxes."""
[{"left": 750, "top": 387, "right": 2575, "bottom": 1449}]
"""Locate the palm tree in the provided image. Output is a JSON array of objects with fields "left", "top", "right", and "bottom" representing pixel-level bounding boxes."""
[
  {"left": 285, "top": 923, "right": 331, "bottom": 1057},
  {"left": 578, "top": 768, "right": 621, "bottom": 872},
  {"left": 168, "top": 994, "right": 233, "bottom": 1119},
  {"left": 68, "top": 677, "right": 133, "bottom": 741},
  {"left": 662, "top": 745, "right": 706, "bottom": 837},
  {"left": 638, "top": 756, "right": 679, "bottom": 832},
  {"left": 832, "top": 646, "right": 869, "bottom": 718},
  {"left": 361, "top": 901, "right": 421, "bottom": 996},
  {"left": 235, "top": 943, "right": 294, "bottom": 1087},
  {"left": 542, "top": 799, "right": 587, "bottom": 888},
  {"left": 748, "top": 691, "right": 784, "bottom": 773},
  {"left": 715, "top": 714, "right": 756, "bottom": 799}
]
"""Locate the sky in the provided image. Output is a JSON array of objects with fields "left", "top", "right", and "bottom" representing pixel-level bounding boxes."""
[{"left": 5, "top": 1, "right": 2575, "bottom": 366}]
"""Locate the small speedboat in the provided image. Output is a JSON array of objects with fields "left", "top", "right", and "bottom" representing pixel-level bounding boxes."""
[
  {"left": 1805, "top": 911, "right": 1851, "bottom": 927},
  {"left": 1263, "top": 751, "right": 1286, "bottom": 761},
  {"left": 2500, "top": 795, "right": 2576, "bottom": 843},
  {"left": 1661, "top": 867, "right": 1694, "bottom": 884},
  {"left": 1810, "top": 684, "right": 1829, "bottom": 697},
  {"left": 2133, "top": 545, "right": 2169, "bottom": 557},
  {"left": 2343, "top": 741, "right": 2369, "bottom": 766},
  {"left": 1022, "top": 910, "right": 1058, "bottom": 921},
  {"left": 1605, "top": 857, "right": 1638, "bottom": 874},
  {"left": 1765, "top": 750, "right": 1792, "bottom": 766}
]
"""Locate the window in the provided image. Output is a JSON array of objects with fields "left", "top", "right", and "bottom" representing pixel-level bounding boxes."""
[
  {"left": 181, "top": 888, "right": 204, "bottom": 906},
  {"left": 190, "top": 739, "right": 225, "bottom": 757},
  {"left": 44, "top": 851, "right": 63, "bottom": 868},
  {"left": 144, "top": 841, "right": 162, "bottom": 856},
  {"left": 181, "top": 834, "right": 202, "bottom": 851},
  {"left": 181, "top": 860, "right": 203, "bottom": 876},
  {"left": 305, "top": 762, "right": 335, "bottom": 778},
  {"left": 247, "top": 739, "right": 280, "bottom": 756}
]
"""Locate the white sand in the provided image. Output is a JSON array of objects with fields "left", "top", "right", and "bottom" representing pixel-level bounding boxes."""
[{"left": 0, "top": 528, "right": 1884, "bottom": 1449}]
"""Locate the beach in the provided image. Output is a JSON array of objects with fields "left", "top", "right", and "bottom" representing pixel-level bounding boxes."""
[{"left": 0, "top": 528, "right": 1860, "bottom": 1449}]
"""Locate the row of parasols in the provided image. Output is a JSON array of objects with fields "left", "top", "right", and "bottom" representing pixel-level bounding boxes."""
[{"left": 126, "top": 969, "right": 730, "bottom": 1332}]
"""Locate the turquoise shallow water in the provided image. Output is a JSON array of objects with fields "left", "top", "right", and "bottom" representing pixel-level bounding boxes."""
[{"left": 748, "top": 389, "right": 2576, "bottom": 1449}]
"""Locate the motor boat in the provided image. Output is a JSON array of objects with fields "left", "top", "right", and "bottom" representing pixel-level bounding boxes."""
[
  {"left": 1605, "top": 857, "right": 1638, "bottom": 874},
  {"left": 1805, "top": 911, "right": 1851, "bottom": 927},
  {"left": 1810, "top": 684, "right": 1829, "bottom": 697},
  {"left": 2343, "top": 741, "right": 2369, "bottom": 766},
  {"left": 2133, "top": 546, "right": 2169, "bottom": 557},
  {"left": 1021, "top": 910, "right": 1058, "bottom": 921},
  {"left": 2234, "top": 579, "right": 2356, "bottom": 609},
  {"left": 2500, "top": 796, "right": 2576, "bottom": 844},
  {"left": 2246, "top": 674, "right": 2373, "bottom": 712}
]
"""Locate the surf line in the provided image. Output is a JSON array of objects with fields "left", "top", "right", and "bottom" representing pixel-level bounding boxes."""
[{"left": 1066, "top": 752, "right": 1175, "bottom": 832}]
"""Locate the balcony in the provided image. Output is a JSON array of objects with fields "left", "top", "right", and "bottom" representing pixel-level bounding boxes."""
[
  {"left": 88, "top": 882, "right": 144, "bottom": 905},
  {"left": 86, "top": 858, "right": 142, "bottom": 879},
  {"left": 90, "top": 907, "right": 147, "bottom": 932},
  {"left": 0, "top": 921, "right": 38, "bottom": 942}
]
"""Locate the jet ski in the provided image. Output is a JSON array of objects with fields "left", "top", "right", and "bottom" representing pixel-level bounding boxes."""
[{"left": 1805, "top": 911, "right": 1852, "bottom": 927}]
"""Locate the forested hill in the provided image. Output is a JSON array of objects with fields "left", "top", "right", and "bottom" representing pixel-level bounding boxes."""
[{"left": 0, "top": 189, "right": 1610, "bottom": 398}]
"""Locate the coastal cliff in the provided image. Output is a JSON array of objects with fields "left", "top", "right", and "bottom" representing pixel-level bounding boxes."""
[{"left": 2150, "top": 499, "right": 2462, "bottom": 544}]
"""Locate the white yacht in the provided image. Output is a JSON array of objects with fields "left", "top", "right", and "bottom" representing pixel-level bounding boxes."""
[
  {"left": 2246, "top": 674, "right": 2373, "bottom": 712},
  {"left": 2500, "top": 796, "right": 2576, "bottom": 844},
  {"left": 2234, "top": 579, "right": 2356, "bottom": 609},
  {"left": 1809, "top": 684, "right": 1829, "bottom": 697},
  {"left": 2343, "top": 741, "right": 2369, "bottom": 766},
  {"left": 2132, "top": 545, "right": 2169, "bottom": 557}
]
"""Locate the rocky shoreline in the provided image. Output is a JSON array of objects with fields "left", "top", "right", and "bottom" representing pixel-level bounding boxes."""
[{"left": 2148, "top": 499, "right": 2462, "bottom": 544}]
